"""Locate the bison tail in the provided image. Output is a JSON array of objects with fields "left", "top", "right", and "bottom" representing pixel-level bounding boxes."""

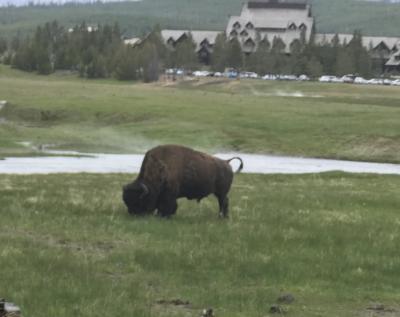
[{"left": 226, "top": 157, "right": 244, "bottom": 173}]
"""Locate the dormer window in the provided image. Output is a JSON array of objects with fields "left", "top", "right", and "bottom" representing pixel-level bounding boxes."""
[
  {"left": 288, "top": 22, "right": 297, "bottom": 30},
  {"left": 167, "top": 37, "right": 175, "bottom": 45},
  {"left": 246, "top": 22, "right": 254, "bottom": 29},
  {"left": 200, "top": 39, "right": 210, "bottom": 47},
  {"left": 244, "top": 38, "right": 255, "bottom": 47},
  {"left": 240, "top": 30, "right": 248, "bottom": 37},
  {"left": 299, "top": 23, "right": 307, "bottom": 30},
  {"left": 233, "top": 21, "right": 241, "bottom": 29},
  {"left": 230, "top": 29, "right": 238, "bottom": 37}
]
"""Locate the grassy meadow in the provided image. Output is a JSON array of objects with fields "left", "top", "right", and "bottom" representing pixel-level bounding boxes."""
[
  {"left": 0, "top": 65, "right": 400, "bottom": 162},
  {"left": 1, "top": 172, "right": 400, "bottom": 317},
  {"left": 1, "top": 65, "right": 400, "bottom": 316}
]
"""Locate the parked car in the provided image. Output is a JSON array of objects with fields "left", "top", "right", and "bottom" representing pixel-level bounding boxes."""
[
  {"left": 193, "top": 70, "right": 211, "bottom": 77},
  {"left": 262, "top": 74, "right": 277, "bottom": 80},
  {"left": 240, "top": 71, "right": 258, "bottom": 79},
  {"left": 279, "top": 74, "right": 298, "bottom": 81},
  {"left": 319, "top": 75, "right": 338, "bottom": 83},
  {"left": 391, "top": 79, "right": 400, "bottom": 86},
  {"left": 224, "top": 70, "right": 238, "bottom": 78},
  {"left": 367, "top": 78, "right": 384, "bottom": 85},
  {"left": 298, "top": 74, "right": 310, "bottom": 81},
  {"left": 176, "top": 68, "right": 185, "bottom": 76},
  {"left": 383, "top": 79, "right": 393, "bottom": 85},
  {"left": 214, "top": 72, "right": 223, "bottom": 77},
  {"left": 354, "top": 77, "right": 368, "bottom": 85},
  {"left": 329, "top": 76, "right": 343, "bottom": 83},
  {"left": 341, "top": 74, "right": 355, "bottom": 83}
]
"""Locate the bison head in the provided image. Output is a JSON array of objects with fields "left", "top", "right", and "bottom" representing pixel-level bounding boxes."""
[{"left": 122, "top": 180, "right": 154, "bottom": 215}]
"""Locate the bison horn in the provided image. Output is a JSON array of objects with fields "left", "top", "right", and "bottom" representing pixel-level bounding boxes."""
[{"left": 140, "top": 183, "right": 149, "bottom": 197}]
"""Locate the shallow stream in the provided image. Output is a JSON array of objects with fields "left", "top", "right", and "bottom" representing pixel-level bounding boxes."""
[{"left": 1, "top": 151, "right": 400, "bottom": 175}]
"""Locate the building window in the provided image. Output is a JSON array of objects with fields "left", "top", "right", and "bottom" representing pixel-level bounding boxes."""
[
  {"left": 245, "top": 38, "right": 255, "bottom": 47},
  {"left": 246, "top": 22, "right": 254, "bottom": 29},
  {"left": 240, "top": 30, "right": 248, "bottom": 37},
  {"left": 288, "top": 23, "right": 297, "bottom": 30},
  {"left": 233, "top": 21, "right": 241, "bottom": 29},
  {"left": 230, "top": 30, "right": 238, "bottom": 37},
  {"left": 201, "top": 39, "right": 210, "bottom": 47},
  {"left": 299, "top": 23, "right": 307, "bottom": 30}
]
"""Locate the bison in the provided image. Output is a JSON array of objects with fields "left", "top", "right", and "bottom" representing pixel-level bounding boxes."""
[{"left": 122, "top": 145, "right": 243, "bottom": 218}]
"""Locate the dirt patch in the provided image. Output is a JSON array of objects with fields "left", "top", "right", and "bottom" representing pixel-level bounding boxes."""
[
  {"left": 360, "top": 304, "right": 400, "bottom": 317},
  {"left": 153, "top": 299, "right": 196, "bottom": 317},
  {"left": 0, "top": 229, "right": 116, "bottom": 257},
  {"left": 156, "top": 299, "right": 191, "bottom": 307}
]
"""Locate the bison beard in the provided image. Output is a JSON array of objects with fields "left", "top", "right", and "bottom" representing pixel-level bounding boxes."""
[{"left": 122, "top": 145, "right": 243, "bottom": 218}]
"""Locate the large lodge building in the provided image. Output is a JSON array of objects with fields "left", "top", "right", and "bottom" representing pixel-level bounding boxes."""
[{"left": 131, "top": 0, "right": 400, "bottom": 72}]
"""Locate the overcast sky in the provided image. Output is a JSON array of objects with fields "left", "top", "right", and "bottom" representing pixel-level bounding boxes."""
[{"left": 0, "top": 0, "right": 140, "bottom": 6}]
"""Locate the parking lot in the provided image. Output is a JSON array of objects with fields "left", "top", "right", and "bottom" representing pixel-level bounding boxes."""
[{"left": 166, "top": 68, "right": 400, "bottom": 86}]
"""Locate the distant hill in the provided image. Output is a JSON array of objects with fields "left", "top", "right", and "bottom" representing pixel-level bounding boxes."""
[
  {"left": 0, "top": 0, "right": 399, "bottom": 40},
  {"left": 0, "top": 0, "right": 141, "bottom": 7}
]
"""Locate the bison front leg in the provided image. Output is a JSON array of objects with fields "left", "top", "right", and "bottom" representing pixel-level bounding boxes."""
[
  {"left": 217, "top": 195, "right": 229, "bottom": 218},
  {"left": 157, "top": 199, "right": 178, "bottom": 218}
]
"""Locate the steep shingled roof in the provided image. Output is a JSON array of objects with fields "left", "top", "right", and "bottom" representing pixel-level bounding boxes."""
[
  {"left": 226, "top": 0, "right": 313, "bottom": 52},
  {"left": 315, "top": 33, "right": 400, "bottom": 50},
  {"left": 161, "top": 30, "right": 221, "bottom": 51}
]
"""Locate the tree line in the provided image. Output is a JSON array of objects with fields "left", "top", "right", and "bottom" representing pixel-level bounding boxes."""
[
  {"left": 0, "top": 20, "right": 384, "bottom": 81},
  {"left": 211, "top": 31, "right": 377, "bottom": 78}
]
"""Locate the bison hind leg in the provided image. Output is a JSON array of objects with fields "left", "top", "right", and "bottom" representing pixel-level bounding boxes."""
[{"left": 217, "top": 195, "right": 229, "bottom": 218}]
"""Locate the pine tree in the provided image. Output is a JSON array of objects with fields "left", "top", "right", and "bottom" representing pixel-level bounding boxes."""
[
  {"left": 271, "top": 36, "right": 286, "bottom": 73},
  {"left": 246, "top": 36, "right": 272, "bottom": 74},
  {"left": 335, "top": 49, "right": 355, "bottom": 76},
  {"left": 35, "top": 44, "right": 52, "bottom": 74},
  {"left": 211, "top": 32, "right": 227, "bottom": 72},
  {"left": 306, "top": 56, "right": 323, "bottom": 78},
  {"left": 226, "top": 37, "right": 242, "bottom": 70},
  {"left": 113, "top": 45, "right": 139, "bottom": 80},
  {"left": 140, "top": 42, "right": 160, "bottom": 82},
  {"left": 172, "top": 33, "right": 198, "bottom": 70},
  {"left": 0, "top": 37, "right": 7, "bottom": 55}
]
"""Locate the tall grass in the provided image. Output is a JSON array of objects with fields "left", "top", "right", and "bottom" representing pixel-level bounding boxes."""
[{"left": 1, "top": 173, "right": 400, "bottom": 316}]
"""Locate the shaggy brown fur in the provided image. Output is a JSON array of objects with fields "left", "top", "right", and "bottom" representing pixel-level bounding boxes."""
[{"left": 122, "top": 144, "right": 243, "bottom": 218}]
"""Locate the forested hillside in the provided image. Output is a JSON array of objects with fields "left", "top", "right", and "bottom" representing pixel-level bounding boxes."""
[{"left": 0, "top": 0, "right": 399, "bottom": 39}]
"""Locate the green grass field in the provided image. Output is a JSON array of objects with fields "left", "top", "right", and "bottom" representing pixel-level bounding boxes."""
[
  {"left": 0, "top": 65, "right": 399, "bottom": 162},
  {"left": 1, "top": 65, "right": 400, "bottom": 316},
  {"left": 1, "top": 172, "right": 400, "bottom": 317}
]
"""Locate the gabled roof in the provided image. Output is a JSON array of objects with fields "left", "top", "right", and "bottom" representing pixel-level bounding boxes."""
[
  {"left": 226, "top": 1, "right": 314, "bottom": 42},
  {"left": 385, "top": 51, "right": 400, "bottom": 67},
  {"left": 315, "top": 33, "right": 400, "bottom": 51},
  {"left": 248, "top": 0, "right": 309, "bottom": 10},
  {"left": 161, "top": 30, "right": 221, "bottom": 51}
]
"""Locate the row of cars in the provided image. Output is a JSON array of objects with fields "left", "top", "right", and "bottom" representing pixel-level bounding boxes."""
[
  {"left": 167, "top": 68, "right": 400, "bottom": 86},
  {"left": 319, "top": 75, "right": 400, "bottom": 86},
  {"left": 192, "top": 70, "right": 312, "bottom": 81}
]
